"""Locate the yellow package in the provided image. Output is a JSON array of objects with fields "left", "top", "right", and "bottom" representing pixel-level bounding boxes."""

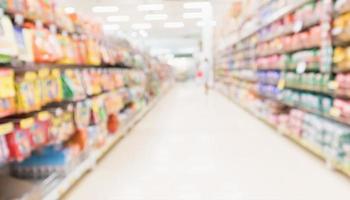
[
  {"left": 87, "top": 39, "right": 101, "bottom": 65},
  {"left": 16, "top": 71, "right": 42, "bottom": 113}
]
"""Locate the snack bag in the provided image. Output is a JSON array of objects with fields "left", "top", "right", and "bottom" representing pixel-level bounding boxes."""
[
  {"left": 16, "top": 71, "right": 42, "bottom": 113},
  {"left": 33, "top": 27, "right": 50, "bottom": 63},
  {"left": 0, "top": 15, "right": 18, "bottom": 62},
  {"left": 0, "top": 68, "right": 16, "bottom": 117},
  {"left": 74, "top": 100, "right": 90, "bottom": 129},
  {"left": 0, "top": 122, "right": 12, "bottom": 164},
  {"left": 6, "top": 118, "right": 33, "bottom": 161},
  {"left": 30, "top": 111, "right": 51, "bottom": 148},
  {"left": 57, "top": 33, "right": 76, "bottom": 64},
  {"left": 61, "top": 104, "right": 74, "bottom": 141},
  {"left": 61, "top": 69, "right": 86, "bottom": 101},
  {"left": 87, "top": 38, "right": 101, "bottom": 65}
]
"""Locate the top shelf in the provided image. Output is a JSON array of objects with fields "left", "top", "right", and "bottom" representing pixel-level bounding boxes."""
[{"left": 218, "top": 0, "right": 310, "bottom": 52}]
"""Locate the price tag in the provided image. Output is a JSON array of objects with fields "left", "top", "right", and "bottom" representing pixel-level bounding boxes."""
[
  {"left": 332, "top": 27, "right": 343, "bottom": 36},
  {"left": 277, "top": 79, "right": 285, "bottom": 90},
  {"left": 24, "top": 71, "right": 37, "bottom": 81},
  {"left": 67, "top": 104, "right": 74, "bottom": 112},
  {"left": 35, "top": 20, "right": 43, "bottom": 29},
  {"left": 38, "top": 68, "right": 50, "bottom": 78},
  {"left": 55, "top": 108, "right": 63, "bottom": 116},
  {"left": 296, "top": 62, "right": 306, "bottom": 74},
  {"left": 330, "top": 107, "right": 341, "bottom": 118},
  {"left": 49, "top": 24, "right": 57, "bottom": 34},
  {"left": 293, "top": 21, "right": 303, "bottom": 33},
  {"left": 20, "top": 117, "right": 34, "bottom": 129},
  {"left": 62, "top": 31, "right": 68, "bottom": 37},
  {"left": 0, "top": 122, "right": 14, "bottom": 135},
  {"left": 14, "top": 14, "right": 24, "bottom": 25},
  {"left": 328, "top": 81, "right": 338, "bottom": 90},
  {"left": 38, "top": 111, "right": 51, "bottom": 121}
]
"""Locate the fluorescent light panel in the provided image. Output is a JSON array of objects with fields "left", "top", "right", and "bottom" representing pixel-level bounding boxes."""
[
  {"left": 138, "top": 4, "right": 164, "bottom": 11},
  {"left": 64, "top": 7, "right": 75, "bottom": 14},
  {"left": 197, "top": 20, "right": 216, "bottom": 27},
  {"left": 107, "top": 15, "right": 130, "bottom": 22},
  {"left": 184, "top": 1, "right": 210, "bottom": 9},
  {"left": 103, "top": 24, "right": 120, "bottom": 30},
  {"left": 92, "top": 6, "right": 119, "bottom": 13},
  {"left": 183, "top": 12, "right": 203, "bottom": 19},
  {"left": 132, "top": 23, "right": 152, "bottom": 30},
  {"left": 164, "top": 22, "right": 184, "bottom": 28},
  {"left": 139, "top": 30, "right": 148, "bottom": 37},
  {"left": 144, "top": 14, "right": 168, "bottom": 21}
]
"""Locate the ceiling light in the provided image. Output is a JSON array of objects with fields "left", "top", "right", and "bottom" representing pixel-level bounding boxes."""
[
  {"left": 197, "top": 20, "right": 216, "bottom": 27},
  {"left": 139, "top": 30, "right": 148, "bottom": 38},
  {"left": 103, "top": 24, "right": 120, "bottom": 31},
  {"left": 183, "top": 12, "right": 203, "bottom": 19},
  {"left": 92, "top": 6, "right": 119, "bottom": 13},
  {"left": 144, "top": 14, "right": 168, "bottom": 21},
  {"left": 107, "top": 15, "right": 130, "bottom": 22},
  {"left": 164, "top": 22, "right": 184, "bottom": 28},
  {"left": 184, "top": 2, "right": 210, "bottom": 9},
  {"left": 132, "top": 23, "right": 152, "bottom": 30},
  {"left": 131, "top": 32, "right": 138, "bottom": 37},
  {"left": 64, "top": 7, "right": 75, "bottom": 14},
  {"left": 138, "top": 4, "right": 164, "bottom": 11}
]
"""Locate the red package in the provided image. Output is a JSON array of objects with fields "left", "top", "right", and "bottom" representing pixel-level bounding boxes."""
[
  {"left": 30, "top": 111, "right": 51, "bottom": 148},
  {"left": 5, "top": 118, "right": 33, "bottom": 162}
]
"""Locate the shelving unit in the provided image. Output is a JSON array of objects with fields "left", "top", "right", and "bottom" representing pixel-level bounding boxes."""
[
  {"left": 0, "top": 1, "right": 174, "bottom": 199},
  {"left": 215, "top": 0, "right": 350, "bottom": 179}
]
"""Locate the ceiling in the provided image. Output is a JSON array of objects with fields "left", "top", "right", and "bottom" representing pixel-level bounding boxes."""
[{"left": 59, "top": 0, "right": 233, "bottom": 55}]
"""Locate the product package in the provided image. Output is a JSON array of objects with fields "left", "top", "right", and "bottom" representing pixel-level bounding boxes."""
[
  {"left": 15, "top": 71, "right": 42, "bottom": 113},
  {"left": 5, "top": 117, "right": 33, "bottom": 162},
  {"left": 0, "top": 68, "right": 16, "bottom": 117}
]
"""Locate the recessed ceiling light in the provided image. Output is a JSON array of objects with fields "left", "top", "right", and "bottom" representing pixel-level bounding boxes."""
[
  {"left": 197, "top": 20, "right": 216, "bottom": 27},
  {"left": 184, "top": 2, "right": 210, "bottom": 9},
  {"left": 144, "top": 14, "right": 168, "bottom": 21},
  {"left": 131, "top": 32, "right": 138, "bottom": 37},
  {"left": 138, "top": 4, "right": 164, "bottom": 11},
  {"left": 132, "top": 23, "right": 152, "bottom": 30},
  {"left": 183, "top": 12, "right": 203, "bottom": 19},
  {"left": 103, "top": 24, "right": 120, "bottom": 31},
  {"left": 164, "top": 22, "right": 184, "bottom": 28},
  {"left": 92, "top": 6, "right": 119, "bottom": 13},
  {"left": 139, "top": 30, "right": 148, "bottom": 38},
  {"left": 64, "top": 7, "right": 75, "bottom": 14},
  {"left": 107, "top": 15, "right": 130, "bottom": 22}
]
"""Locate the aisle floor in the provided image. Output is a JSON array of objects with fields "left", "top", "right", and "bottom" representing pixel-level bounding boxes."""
[{"left": 65, "top": 83, "right": 350, "bottom": 200}]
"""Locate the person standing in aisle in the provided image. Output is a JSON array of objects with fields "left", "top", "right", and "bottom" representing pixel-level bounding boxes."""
[{"left": 202, "top": 58, "right": 210, "bottom": 95}]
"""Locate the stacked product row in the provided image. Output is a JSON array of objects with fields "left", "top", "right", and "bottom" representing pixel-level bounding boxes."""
[
  {"left": 0, "top": 0, "right": 174, "bottom": 199},
  {"left": 0, "top": 0, "right": 140, "bottom": 67},
  {"left": 215, "top": 0, "right": 350, "bottom": 177}
]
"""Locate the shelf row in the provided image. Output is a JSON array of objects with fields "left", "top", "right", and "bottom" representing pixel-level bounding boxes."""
[
  {"left": 217, "top": 0, "right": 310, "bottom": 51},
  {"left": 216, "top": 83, "right": 350, "bottom": 178}
]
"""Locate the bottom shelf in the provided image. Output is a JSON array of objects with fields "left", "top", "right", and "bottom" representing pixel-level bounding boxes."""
[
  {"left": 0, "top": 85, "right": 170, "bottom": 200},
  {"left": 216, "top": 87, "right": 350, "bottom": 179}
]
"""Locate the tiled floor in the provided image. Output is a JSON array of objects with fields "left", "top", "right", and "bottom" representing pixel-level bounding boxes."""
[{"left": 65, "top": 83, "right": 350, "bottom": 200}]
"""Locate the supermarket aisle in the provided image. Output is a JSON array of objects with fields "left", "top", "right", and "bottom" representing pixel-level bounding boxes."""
[{"left": 65, "top": 83, "right": 350, "bottom": 200}]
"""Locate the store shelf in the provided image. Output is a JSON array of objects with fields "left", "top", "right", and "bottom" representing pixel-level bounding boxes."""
[
  {"left": 216, "top": 87, "right": 350, "bottom": 179},
  {"left": 218, "top": 0, "right": 310, "bottom": 51},
  {"left": 43, "top": 87, "right": 169, "bottom": 200}
]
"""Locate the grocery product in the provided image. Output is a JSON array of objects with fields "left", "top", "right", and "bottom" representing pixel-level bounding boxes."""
[
  {"left": 5, "top": 117, "right": 33, "bottom": 161},
  {"left": 0, "top": 68, "right": 16, "bottom": 117},
  {"left": 0, "top": 15, "right": 18, "bottom": 63},
  {"left": 15, "top": 71, "right": 42, "bottom": 113},
  {"left": 0, "top": 122, "right": 12, "bottom": 165}
]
